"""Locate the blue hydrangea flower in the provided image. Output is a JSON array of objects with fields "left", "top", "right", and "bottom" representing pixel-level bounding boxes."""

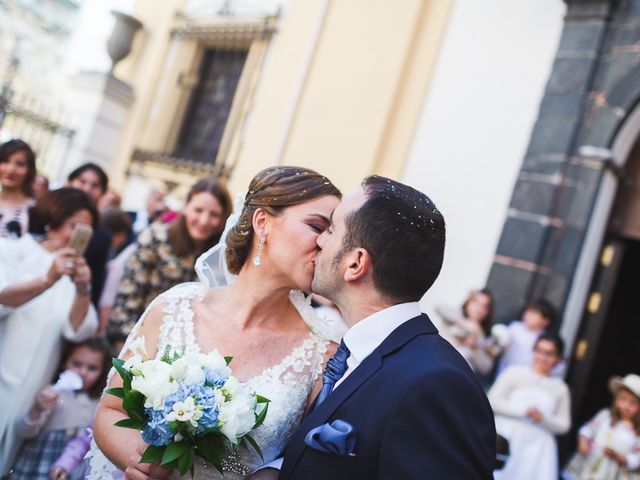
[
  {"left": 204, "top": 368, "right": 226, "bottom": 387},
  {"left": 161, "top": 381, "right": 219, "bottom": 434},
  {"left": 141, "top": 408, "right": 173, "bottom": 446}
]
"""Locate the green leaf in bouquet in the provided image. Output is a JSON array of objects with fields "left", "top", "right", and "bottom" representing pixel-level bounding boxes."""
[
  {"left": 194, "top": 436, "right": 226, "bottom": 474},
  {"left": 253, "top": 400, "right": 270, "bottom": 429},
  {"left": 160, "top": 345, "right": 182, "bottom": 364},
  {"left": 112, "top": 358, "right": 132, "bottom": 392},
  {"left": 161, "top": 441, "right": 190, "bottom": 466},
  {"left": 178, "top": 448, "right": 195, "bottom": 475},
  {"left": 114, "top": 418, "right": 144, "bottom": 430},
  {"left": 140, "top": 445, "right": 165, "bottom": 464},
  {"left": 104, "top": 387, "right": 125, "bottom": 399},
  {"left": 243, "top": 434, "right": 264, "bottom": 460},
  {"left": 123, "top": 390, "right": 146, "bottom": 422},
  {"left": 224, "top": 356, "right": 233, "bottom": 365}
]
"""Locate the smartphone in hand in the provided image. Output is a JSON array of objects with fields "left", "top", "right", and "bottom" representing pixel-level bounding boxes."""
[{"left": 67, "top": 223, "right": 93, "bottom": 256}]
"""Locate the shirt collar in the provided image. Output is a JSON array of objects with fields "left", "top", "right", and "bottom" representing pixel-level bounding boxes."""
[{"left": 343, "top": 302, "right": 422, "bottom": 364}]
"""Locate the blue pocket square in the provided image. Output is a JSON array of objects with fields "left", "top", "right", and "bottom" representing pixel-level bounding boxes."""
[{"left": 304, "top": 419, "right": 356, "bottom": 456}]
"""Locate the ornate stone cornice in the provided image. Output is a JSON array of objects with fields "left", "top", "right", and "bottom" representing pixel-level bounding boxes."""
[{"left": 171, "top": 17, "right": 277, "bottom": 47}]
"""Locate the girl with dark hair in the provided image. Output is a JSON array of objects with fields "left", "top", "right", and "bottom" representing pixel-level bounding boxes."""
[
  {"left": 107, "top": 177, "right": 233, "bottom": 337},
  {"left": 436, "top": 288, "right": 500, "bottom": 375},
  {"left": 489, "top": 333, "right": 571, "bottom": 480},
  {"left": 10, "top": 337, "right": 111, "bottom": 480},
  {"left": 0, "top": 188, "right": 99, "bottom": 475},
  {"left": 90, "top": 166, "right": 343, "bottom": 479},
  {"left": 66, "top": 163, "right": 109, "bottom": 205},
  {"left": 67, "top": 162, "right": 112, "bottom": 306},
  {"left": 0, "top": 139, "right": 37, "bottom": 238}
]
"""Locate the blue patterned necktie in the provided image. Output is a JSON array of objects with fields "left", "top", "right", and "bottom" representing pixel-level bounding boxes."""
[{"left": 315, "top": 340, "right": 351, "bottom": 407}]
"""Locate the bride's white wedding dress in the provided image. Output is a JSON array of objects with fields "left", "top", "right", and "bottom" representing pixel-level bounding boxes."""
[{"left": 85, "top": 282, "right": 343, "bottom": 479}]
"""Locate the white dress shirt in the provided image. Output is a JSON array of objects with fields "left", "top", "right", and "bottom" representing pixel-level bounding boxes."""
[{"left": 335, "top": 302, "right": 422, "bottom": 389}]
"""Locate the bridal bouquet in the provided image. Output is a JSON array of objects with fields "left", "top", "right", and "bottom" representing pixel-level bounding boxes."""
[{"left": 106, "top": 337, "right": 269, "bottom": 477}]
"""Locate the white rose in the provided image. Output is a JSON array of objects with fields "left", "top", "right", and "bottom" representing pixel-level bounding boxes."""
[
  {"left": 218, "top": 383, "right": 257, "bottom": 443},
  {"left": 188, "top": 351, "right": 231, "bottom": 379},
  {"left": 170, "top": 357, "right": 206, "bottom": 385},
  {"left": 131, "top": 360, "right": 176, "bottom": 409},
  {"left": 222, "top": 376, "right": 241, "bottom": 397}
]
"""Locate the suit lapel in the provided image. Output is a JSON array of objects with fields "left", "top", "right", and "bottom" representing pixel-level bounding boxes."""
[{"left": 282, "top": 314, "right": 437, "bottom": 477}]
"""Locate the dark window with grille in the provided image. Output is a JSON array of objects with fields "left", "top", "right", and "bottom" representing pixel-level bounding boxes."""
[{"left": 174, "top": 48, "right": 248, "bottom": 164}]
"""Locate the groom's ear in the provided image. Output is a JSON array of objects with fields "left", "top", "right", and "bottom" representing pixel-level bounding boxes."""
[
  {"left": 343, "top": 248, "right": 372, "bottom": 283},
  {"left": 252, "top": 208, "right": 269, "bottom": 236}
]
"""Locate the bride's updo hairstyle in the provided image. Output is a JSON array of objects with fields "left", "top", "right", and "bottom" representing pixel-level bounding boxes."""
[{"left": 225, "top": 166, "right": 341, "bottom": 274}]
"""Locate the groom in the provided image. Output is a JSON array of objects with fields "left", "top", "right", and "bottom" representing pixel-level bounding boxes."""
[{"left": 254, "top": 176, "right": 496, "bottom": 479}]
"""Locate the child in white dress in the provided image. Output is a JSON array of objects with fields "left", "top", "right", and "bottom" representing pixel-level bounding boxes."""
[
  {"left": 564, "top": 373, "right": 640, "bottom": 480},
  {"left": 490, "top": 333, "right": 571, "bottom": 480}
]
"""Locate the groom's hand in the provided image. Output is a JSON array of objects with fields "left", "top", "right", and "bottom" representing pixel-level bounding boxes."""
[
  {"left": 124, "top": 441, "right": 173, "bottom": 480},
  {"left": 244, "top": 468, "right": 279, "bottom": 480}
]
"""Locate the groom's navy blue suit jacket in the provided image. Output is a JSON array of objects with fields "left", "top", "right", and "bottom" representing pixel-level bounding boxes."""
[{"left": 279, "top": 314, "right": 496, "bottom": 480}]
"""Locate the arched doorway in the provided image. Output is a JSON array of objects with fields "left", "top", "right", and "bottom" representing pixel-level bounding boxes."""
[{"left": 567, "top": 138, "right": 640, "bottom": 423}]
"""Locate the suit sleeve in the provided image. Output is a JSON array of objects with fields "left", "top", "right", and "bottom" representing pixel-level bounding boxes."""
[{"left": 378, "top": 368, "right": 495, "bottom": 480}]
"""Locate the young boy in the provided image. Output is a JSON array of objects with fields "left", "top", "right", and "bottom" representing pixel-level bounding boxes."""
[{"left": 496, "top": 299, "right": 556, "bottom": 375}]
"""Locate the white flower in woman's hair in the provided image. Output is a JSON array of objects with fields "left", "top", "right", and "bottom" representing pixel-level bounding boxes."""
[
  {"left": 166, "top": 397, "right": 203, "bottom": 427},
  {"left": 131, "top": 360, "right": 176, "bottom": 409},
  {"left": 128, "top": 337, "right": 150, "bottom": 360}
]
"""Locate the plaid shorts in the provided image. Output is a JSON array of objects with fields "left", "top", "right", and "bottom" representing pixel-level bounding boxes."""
[{"left": 10, "top": 429, "right": 75, "bottom": 480}]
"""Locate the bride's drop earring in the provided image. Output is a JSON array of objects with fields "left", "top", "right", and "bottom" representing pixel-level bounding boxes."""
[{"left": 253, "top": 235, "right": 265, "bottom": 266}]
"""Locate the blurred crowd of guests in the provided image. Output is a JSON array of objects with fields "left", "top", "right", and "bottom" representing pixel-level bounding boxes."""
[
  {"left": 1, "top": 137, "right": 638, "bottom": 479},
  {"left": 0, "top": 139, "right": 233, "bottom": 479},
  {"left": 437, "top": 290, "right": 640, "bottom": 479}
]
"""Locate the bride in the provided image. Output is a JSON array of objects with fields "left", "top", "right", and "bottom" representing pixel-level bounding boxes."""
[{"left": 88, "top": 166, "right": 343, "bottom": 479}]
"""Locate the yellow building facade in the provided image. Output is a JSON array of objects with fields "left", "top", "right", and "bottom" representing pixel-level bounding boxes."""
[{"left": 111, "top": 0, "right": 453, "bottom": 200}]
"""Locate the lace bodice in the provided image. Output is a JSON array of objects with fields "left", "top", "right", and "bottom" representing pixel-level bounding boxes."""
[{"left": 86, "top": 283, "right": 340, "bottom": 479}]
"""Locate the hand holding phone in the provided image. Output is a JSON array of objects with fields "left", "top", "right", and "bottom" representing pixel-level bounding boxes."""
[{"left": 67, "top": 223, "right": 93, "bottom": 256}]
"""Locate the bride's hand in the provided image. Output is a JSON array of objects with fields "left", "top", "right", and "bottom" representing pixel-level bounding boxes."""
[{"left": 124, "top": 441, "right": 173, "bottom": 480}]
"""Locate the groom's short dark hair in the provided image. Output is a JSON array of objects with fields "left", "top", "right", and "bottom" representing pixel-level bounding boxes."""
[{"left": 342, "top": 176, "right": 445, "bottom": 302}]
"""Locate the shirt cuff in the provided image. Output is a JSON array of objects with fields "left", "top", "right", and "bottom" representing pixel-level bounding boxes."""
[{"left": 253, "top": 457, "right": 283, "bottom": 472}]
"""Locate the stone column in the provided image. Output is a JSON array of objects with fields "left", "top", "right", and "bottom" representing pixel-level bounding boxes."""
[
  {"left": 485, "top": 1, "right": 614, "bottom": 322},
  {"left": 57, "top": 72, "right": 136, "bottom": 177},
  {"left": 54, "top": 11, "right": 142, "bottom": 180}
]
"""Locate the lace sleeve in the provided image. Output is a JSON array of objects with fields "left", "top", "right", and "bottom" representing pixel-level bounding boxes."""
[{"left": 107, "top": 282, "right": 206, "bottom": 385}]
